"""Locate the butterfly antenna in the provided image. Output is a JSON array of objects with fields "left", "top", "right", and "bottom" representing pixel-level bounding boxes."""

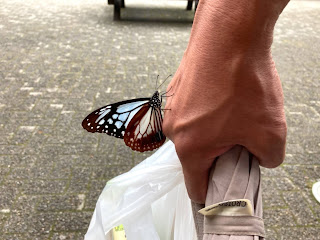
[
  {"left": 155, "top": 75, "right": 160, "bottom": 91},
  {"left": 157, "top": 74, "right": 172, "bottom": 90}
]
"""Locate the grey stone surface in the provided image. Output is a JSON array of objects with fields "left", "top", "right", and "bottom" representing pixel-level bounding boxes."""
[{"left": 0, "top": 0, "right": 319, "bottom": 239}]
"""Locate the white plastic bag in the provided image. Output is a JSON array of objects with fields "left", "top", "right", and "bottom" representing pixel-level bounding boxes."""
[{"left": 85, "top": 141, "right": 197, "bottom": 240}]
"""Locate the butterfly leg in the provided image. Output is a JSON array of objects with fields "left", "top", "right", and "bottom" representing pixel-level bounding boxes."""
[
  {"left": 161, "top": 93, "right": 174, "bottom": 98},
  {"left": 161, "top": 86, "right": 173, "bottom": 97}
]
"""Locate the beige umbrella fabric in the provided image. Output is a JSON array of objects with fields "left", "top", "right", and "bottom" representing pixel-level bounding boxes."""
[{"left": 192, "top": 145, "right": 265, "bottom": 240}]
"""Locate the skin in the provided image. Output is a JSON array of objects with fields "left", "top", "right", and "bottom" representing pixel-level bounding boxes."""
[{"left": 163, "top": 0, "right": 290, "bottom": 204}]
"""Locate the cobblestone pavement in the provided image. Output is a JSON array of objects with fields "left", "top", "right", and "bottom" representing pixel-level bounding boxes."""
[{"left": 0, "top": 0, "right": 319, "bottom": 239}]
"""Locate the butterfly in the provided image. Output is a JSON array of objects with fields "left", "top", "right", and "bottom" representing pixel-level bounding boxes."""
[{"left": 82, "top": 77, "right": 172, "bottom": 152}]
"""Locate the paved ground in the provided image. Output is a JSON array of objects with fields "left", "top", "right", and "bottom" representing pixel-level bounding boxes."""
[{"left": 0, "top": 0, "right": 319, "bottom": 239}]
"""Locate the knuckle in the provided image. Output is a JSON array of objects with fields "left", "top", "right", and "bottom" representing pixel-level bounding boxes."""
[
  {"left": 174, "top": 133, "right": 197, "bottom": 161},
  {"left": 162, "top": 115, "right": 173, "bottom": 139}
]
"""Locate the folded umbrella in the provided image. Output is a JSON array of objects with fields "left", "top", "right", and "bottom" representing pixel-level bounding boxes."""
[{"left": 192, "top": 145, "right": 265, "bottom": 240}]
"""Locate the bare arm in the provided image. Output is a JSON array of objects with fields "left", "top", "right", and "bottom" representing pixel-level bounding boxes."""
[{"left": 163, "top": 0, "right": 289, "bottom": 203}]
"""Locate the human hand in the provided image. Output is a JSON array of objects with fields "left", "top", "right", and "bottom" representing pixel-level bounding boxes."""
[{"left": 163, "top": 0, "right": 289, "bottom": 203}]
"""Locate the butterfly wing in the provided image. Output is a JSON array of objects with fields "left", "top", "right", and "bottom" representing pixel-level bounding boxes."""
[
  {"left": 82, "top": 98, "right": 149, "bottom": 139},
  {"left": 124, "top": 105, "right": 166, "bottom": 152}
]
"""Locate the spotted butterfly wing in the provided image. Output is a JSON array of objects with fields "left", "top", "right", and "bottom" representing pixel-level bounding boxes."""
[{"left": 82, "top": 91, "right": 166, "bottom": 152}]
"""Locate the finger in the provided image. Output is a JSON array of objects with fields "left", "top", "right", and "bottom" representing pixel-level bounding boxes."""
[
  {"left": 175, "top": 141, "right": 233, "bottom": 203},
  {"left": 181, "top": 157, "right": 214, "bottom": 203}
]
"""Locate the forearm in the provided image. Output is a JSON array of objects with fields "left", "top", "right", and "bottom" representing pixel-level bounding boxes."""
[
  {"left": 186, "top": 0, "right": 290, "bottom": 58},
  {"left": 174, "top": 0, "right": 289, "bottom": 126}
]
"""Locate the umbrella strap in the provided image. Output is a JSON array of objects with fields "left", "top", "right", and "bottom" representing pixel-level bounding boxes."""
[{"left": 203, "top": 215, "right": 265, "bottom": 237}]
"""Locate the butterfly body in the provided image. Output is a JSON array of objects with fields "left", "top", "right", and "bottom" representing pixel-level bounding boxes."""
[{"left": 82, "top": 91, "right": 166, "bottom": 152}]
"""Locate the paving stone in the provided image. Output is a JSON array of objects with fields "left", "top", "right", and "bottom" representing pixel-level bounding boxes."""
[
  {"left": 0, "top": 167, "right": 11, "bottom": 184},
  {"left": 8, "top": 166, "right": 54, "bottom": 180},
  {"left": 0, "top": 145, "right": 24, "bottom": 155},
  {"left": 9, "top": 126, "right": 37, "bottom": 145},
  {"left": 73, "top": 154, "right": 110, "bottom": 167},
  {"left": 304, "top": 165, "right": 320, "bottom": 180},
  {"left": 284, "top": 153, "right": 305, "bottom": 164},
  {"left": 49, "top": 165, "right": 72, "bottom": 179},
  {"left": 278, "top": 227, "right": 320, "bottom": 240},
  {"left": 282, "top": 191, "right": 318, "bottom": 226},
  {"left": 3, "top": 212, "right": 55, "bottom": 235},
  {"left": 84, "top": 178, "right": 110, "bottom": 210},
  {"left": 91, "top": 165, "right": 132, "bottom": 180},
  {"left": 66, "top": 167, "right": 93, "bottom": 193},
  {"left": 0, "top": 184, "right": 20, "bottom": 210},
  {"left": 263, "top": 190, "right": 287, "bottom": 209},
  {"left": 0, "top": 234, "right": 27, "bottom": 240},
  {"left": 273, "top": 177, "right": 296, "bottom": 191},
  {"left": 54, "top": 212, "right": 92, "bottom": 232},
  {"left": 264, "top": 208, "right": 297, "bottom": 227},
  {"left": 11, "top": 195, "right": 39, "bottom": 212},
  {"left": 261, "top": 166, "right": 288, "bottom": 178},
  {"left": 20, "top": 179, "right": 68, "bottom": 195},
  {"left": 0, "top": 213, "right": 9, "bottom": 232},
  {"left": 96, "top": 137, "right": 118, "bottom": 156},
  {"left": 305, "top": 153, "right": 320, "bottom": 165},
  {"left": 51, "top": 232, "right": 83, "bottom": 240},
  {"left": 37, "top": 194, "right": 86, "bottom": 211},
  {"left": 265, "top": 228, "right": 279, "bottom": 240},
  {"left": 114, "top": 142, "right": 135, "bottom": 165},
  {"left": 283, "top": 165, "right": 313, "bottom": 191},
  {"left": 286, "top": 143, "right": 306, "bottom": 155},
  {"left": 261, "top": 177, "right": 277, "bottom": 191},
  {"left": 79, "top": 133, "right": 100, "bottom": 145}
]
